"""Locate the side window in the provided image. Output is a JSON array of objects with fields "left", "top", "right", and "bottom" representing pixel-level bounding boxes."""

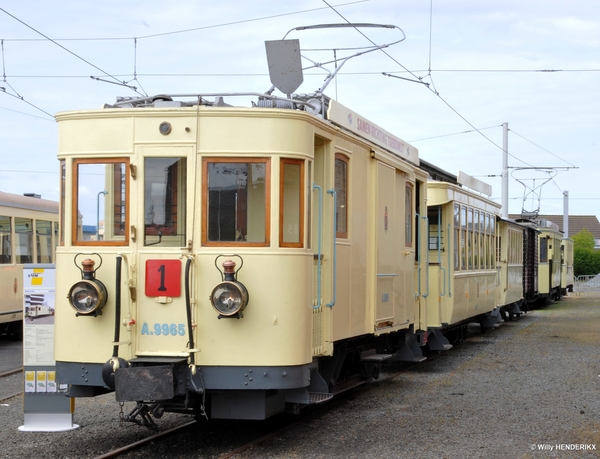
[
  {"left": 405, "top": 183, "right": 413, "bottom": 247},
  {"left": 203, "top": 158, "right": 270, "bottom": 246},
  {"left": 144, "top": 157, "right": 187, "bottom": 247},
  {"left": 73, "top": 158, "right": 129, "bottom": 246},
  {"left": 454, "top": 203, "right": 460, "bottom": 269},
  {"left": 334, "top": 154, "right": 348, "bottom": 239},
  {"left": 460, "top": 206, "right": 467, "bottom": 270},
  {"left": 15, "top": 217, "right": 33, "bottom": 263},
  {"left": 36, "top": 220, "right": 53, "bottom": 263},
  {"left": 0, "top": 216, "right": 11, "bottom": 264},
  {"left": 540, "top": 237, "right": 548, "bottom": 262},
  {"left": 280, "top": 159, "right": 304, "bottom": 247}
]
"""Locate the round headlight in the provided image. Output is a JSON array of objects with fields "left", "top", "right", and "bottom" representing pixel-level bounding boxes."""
[
  {"left": 68, "top": 279, "right": 108, "bottom": 315},
  {"left": 210, "top": 281, "right": 249, "bottom": 317}
]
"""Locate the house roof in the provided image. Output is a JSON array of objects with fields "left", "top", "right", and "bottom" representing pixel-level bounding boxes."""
[{"left": 508, "top": 214, "right": 600, "bottom": 239}]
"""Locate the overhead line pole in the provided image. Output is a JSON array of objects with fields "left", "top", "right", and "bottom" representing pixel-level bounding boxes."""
[{"left": 502, "top": 122, "right": 509, "bottom": 219}]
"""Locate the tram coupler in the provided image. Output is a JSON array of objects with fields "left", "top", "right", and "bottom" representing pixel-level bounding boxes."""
[{"left": 123, "top": 402, "right": 162, "bottom": 430}]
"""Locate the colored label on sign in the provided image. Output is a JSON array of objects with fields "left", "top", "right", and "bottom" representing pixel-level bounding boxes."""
[{"left": 145, "top": 259, "right": 181, "bottom": 297}]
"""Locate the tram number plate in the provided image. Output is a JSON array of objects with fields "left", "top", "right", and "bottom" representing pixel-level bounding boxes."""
[{"left": 145, "top": 259, "right": 181, "bottom": 297}]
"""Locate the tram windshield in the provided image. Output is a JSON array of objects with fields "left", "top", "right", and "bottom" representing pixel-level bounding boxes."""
[
  {"left": 72, "top": 159, "right": 129, "bottom": 245},
  {"left": 144, "top": 157, "right": 187, "bottom": 247}
]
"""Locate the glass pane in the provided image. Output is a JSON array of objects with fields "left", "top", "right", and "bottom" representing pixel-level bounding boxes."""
[
  {"left": 207, "top": 161, "right": 267, "bottom": 243},
  {"left": 405, "top": 185, "right": 412, "bottom": 245},
  {"left": 15, "top": 217, "right": 33, "bottom": 264},
  {"left": 334, "top": 158, "right": 347, "bottom": 237},
  {"left": 75, "top": 161, "right": 127, "bottom": 243},
  {"left": 0, "top": 216, "right": 11, "bottom": 264},
  {"left": 281, "top": 161, "right": 302, "bottom": 245},
  {"left": 144, "top": 157, "right": 187, "bottom": 247},
  {"left": 36, "top": 220, "right": 53, "bottom": 263}
]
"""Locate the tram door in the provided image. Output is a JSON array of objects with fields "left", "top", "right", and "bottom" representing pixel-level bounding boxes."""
[
  {"left": 310, "top": 137, "right": 334, "bottom": 355},
  {"left": 375, "top": 162, "right": 411, "bottom": 329},
  {"left": 376, "top": 163, "right": 397, "bottom": 326}
]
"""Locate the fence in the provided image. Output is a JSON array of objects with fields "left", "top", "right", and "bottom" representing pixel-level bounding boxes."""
[{"left": 573, "top": 275, "right": 600, "bottom": 293}]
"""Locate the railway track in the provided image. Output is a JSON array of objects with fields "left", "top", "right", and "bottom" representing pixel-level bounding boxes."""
[{"left": 90, "top": 361, "right": 424, "bottom": 459}]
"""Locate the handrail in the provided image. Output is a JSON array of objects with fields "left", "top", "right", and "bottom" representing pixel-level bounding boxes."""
[
  {"left": 436, "top": 210, "right": 446, "bottom": 296},
  {"left": 415, "top": 212, "right": 421, "bottom": 298},
  {"left": 326, "top": 188, "right": 337, "bottom": 308},
  {"left": 447, "top": 223, "right": 452, "bottom": 297},
  {"left": 313, "top": 184, "right": 323, "bottom": 309},
  {"left": 422, "top": 214, "right": 429, "bottom": 298}
]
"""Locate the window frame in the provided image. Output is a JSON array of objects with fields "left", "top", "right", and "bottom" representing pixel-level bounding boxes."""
[
  {"left": 201, "top": 157, "right": 271, "bottom": 247},
  {"left": 279, "top": 158, "right": 305, "bottom": 248},
  {"left": 334, "top": 153, "right": 349, "bottom": 239},
  {"left": 71, "top": 157, "right": 130, "bottom": 247}
]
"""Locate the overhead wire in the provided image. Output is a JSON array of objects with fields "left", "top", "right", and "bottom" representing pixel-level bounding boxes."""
[{"left": 321, "top": 0, "right": 537, "bottom": 168}]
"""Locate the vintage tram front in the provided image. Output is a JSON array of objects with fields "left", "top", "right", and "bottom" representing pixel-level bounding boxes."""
[{"left": 54, "top": 93, "right": 428, "bottom": 426}]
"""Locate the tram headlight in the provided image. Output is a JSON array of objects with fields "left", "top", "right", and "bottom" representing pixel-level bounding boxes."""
[
  {"left": 210, "top": 281, "right": 248, "bottom": 317},
  {"left": 68, "top": 279, "right": 108, "bottom": 315}
]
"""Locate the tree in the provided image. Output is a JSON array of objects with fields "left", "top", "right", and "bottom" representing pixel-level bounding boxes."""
[
  {"left": 572, "top": 228, "right": 600, "bottom": 276},
  {"left": 572, "top": 228, "right": 595, "bottom": 251}
]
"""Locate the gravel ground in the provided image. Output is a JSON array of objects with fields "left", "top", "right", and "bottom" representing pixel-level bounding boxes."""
[{"left": 2, "top": 293, "right": 600, "bottom": 459}]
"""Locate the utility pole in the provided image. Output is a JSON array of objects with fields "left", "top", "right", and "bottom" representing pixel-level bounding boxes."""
[
  {"left": 502, "top": 122, "right": 509, "bottom": 219},
  {"left": 563, "top": 190, "right": 569, "bottom": 237}
]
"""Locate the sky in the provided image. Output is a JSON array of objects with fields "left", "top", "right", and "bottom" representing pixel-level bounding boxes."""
[{"left": 1, "top": 0, "right": 599, "bottom": 222}]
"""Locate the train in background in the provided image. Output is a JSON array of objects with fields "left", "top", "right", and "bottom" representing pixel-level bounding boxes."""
[
  {"left": 52, "top": 24, "right": 574, "bottom": 428},
  {"left": 0, "top": 192, "right": 59, "bottom": 339}
]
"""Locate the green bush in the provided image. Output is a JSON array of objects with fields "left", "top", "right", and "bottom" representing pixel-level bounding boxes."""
[{"left": 573, "top": 229, "right": 600, "bottom": 277}]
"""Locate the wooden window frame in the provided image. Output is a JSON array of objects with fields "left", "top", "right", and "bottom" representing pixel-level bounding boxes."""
[
  {"left": 279, "top": 158, "right": 305, "bottom": 248},
  {"left": 202, "top": 157, "right": 271, "bottom": 247},
  {"left": 71, "top": 158, "right": 130, "bottom": 247},
  {"left": 334, "top": 153, "right": 349, "bottom": 239}
]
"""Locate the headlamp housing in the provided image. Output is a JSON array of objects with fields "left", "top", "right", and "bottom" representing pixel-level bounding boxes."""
[
  {"left": 210, "top": 281, "right": 249, "bottom": 317},
  {"left": 68, "top": 279, "right": 108, "bottom": 316}
]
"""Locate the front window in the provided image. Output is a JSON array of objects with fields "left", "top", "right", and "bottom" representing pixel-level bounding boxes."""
[
  {"left": 144, "top": 157, "right": 187, "bottom": 247},
  {"left": 203, "top": 158, "right": 270, "bottom": 246},
  {"left": 73, "top": 158, "right": 129, "bottom": 245}
]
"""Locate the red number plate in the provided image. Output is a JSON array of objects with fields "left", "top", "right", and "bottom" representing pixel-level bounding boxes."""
[{"left": 145, "top": 260, "right": 181, "bottom": 297}]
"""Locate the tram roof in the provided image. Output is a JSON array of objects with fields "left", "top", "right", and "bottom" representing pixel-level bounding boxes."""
[{"left": 0, "top": 191, "right": 59, "bottom": 214}]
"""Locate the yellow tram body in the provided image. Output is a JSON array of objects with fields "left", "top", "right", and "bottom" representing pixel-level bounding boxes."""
[
  {"left": 426, "top": 179, "right": 501, "bottom": 332},
  {"left": 54, "top": 96, "right": 429, "bottom": 421},
  {"left": 536, "top": 221, "right": 563, "bottom": 302},
  {"left": 496, "top": 219, "right": 526, "bottom": 314}
]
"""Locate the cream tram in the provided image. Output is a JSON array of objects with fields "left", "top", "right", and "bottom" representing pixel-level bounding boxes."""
[
  {"left": 426, "top": 173, "right": 502, "bottom": 340},
  {"left": 0, "top": 192, "right": 59, "bottom": 338},
  {"left": 560, "top": 237, "right": 574, "bottom": 296},
  {"left": 536, "top": 220, "right": 563, "bottom": 303},
  {"left": 54, "top": 26, "right": 433, "bottom": 424}
]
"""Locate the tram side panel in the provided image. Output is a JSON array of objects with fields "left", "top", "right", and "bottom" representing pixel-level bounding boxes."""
[
  {"left": 426, "top": 181, "right": 501, "bottom": 332},
  {"left": 560, "top": 238, "right": 574, "bottom": 295}
]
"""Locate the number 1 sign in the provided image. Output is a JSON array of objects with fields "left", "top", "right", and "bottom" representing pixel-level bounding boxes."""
[{"left": 145, "top": 259, "right": 181, "bottom": 297}]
